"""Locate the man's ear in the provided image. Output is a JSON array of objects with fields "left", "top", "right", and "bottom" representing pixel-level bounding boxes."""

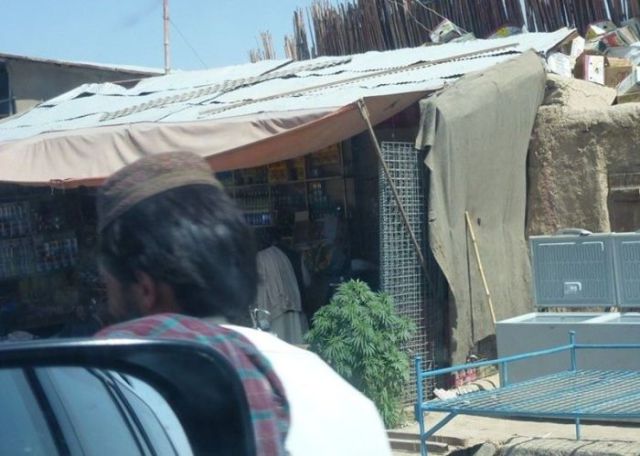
[{"left": 132, "top": 270, "right": 158, "bottom": 313}]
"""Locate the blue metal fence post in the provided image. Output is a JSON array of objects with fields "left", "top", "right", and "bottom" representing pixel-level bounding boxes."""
[
  {"left": 569, "top": 331, "right": 577, "bottom": 371},
  {"left": 501, "top": 361, "right": 509, "bottom": 387},
  {"left": 569, "top": 332, "right": 580, "bottom": 439},
  {"left": 415, "top": 356, "right": 427, "bottom": 456}
]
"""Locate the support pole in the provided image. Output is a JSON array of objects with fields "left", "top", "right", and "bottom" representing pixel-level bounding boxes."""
[
  {"left": 163, "top": 0, "right": 171, "bottom": 74},
  {"left": 422, "top": 412, "right": 458, "bottom": 456},
  {"left": 570, "top": 331, "right": 577, "bottom": 371},
  {"left": 464, "top": 211, "right": 497, "bottom": 326},
  {"left": 500, "top": 361, "right": 509, "bottom": 387},
  {"left": 415, "top": 357, "right": 426, "bottom": 456},
  {"left": 357, "top": 99, "right": 431, "bottom": 284}
]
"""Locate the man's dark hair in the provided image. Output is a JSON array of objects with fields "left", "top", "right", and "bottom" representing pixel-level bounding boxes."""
[{"left": 99, "top": 184, "right": 257, "bottom": 324}]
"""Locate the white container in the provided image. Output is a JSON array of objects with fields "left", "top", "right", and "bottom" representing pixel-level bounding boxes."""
[{"left": 496, "top": 312, "right": 640, "bottom": 383}]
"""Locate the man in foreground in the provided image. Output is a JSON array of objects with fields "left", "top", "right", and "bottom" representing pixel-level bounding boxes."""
[
  {"left": 96, "top": 152, "right": 288, "bottom": 455},
  {"left": 96, "top": 151, "right": 391, "bottom": 455}
]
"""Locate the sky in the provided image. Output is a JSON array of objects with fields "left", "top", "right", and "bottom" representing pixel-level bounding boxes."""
[{"left": 0, "top": 0, "right": 319, "bottom": 71}]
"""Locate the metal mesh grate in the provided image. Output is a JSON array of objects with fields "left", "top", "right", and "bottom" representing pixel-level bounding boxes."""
[
  {"left": 379, "top": 141, "right": 434, "bottom": 402},
  {"left": 424, "top": 369, "right": 640, "bottom": 418}
]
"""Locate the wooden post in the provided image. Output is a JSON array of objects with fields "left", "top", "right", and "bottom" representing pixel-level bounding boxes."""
[
  {"left": 163, "top": 0, "right": 171, "bottom": 74},
  {"left": 465, "top": 211, "right": 497, "bottom": 326}
]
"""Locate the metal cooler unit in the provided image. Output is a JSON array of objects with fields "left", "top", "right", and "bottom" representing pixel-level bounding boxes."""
[{"left": 496, "top": 231, "right": 640, "bottom": 383}]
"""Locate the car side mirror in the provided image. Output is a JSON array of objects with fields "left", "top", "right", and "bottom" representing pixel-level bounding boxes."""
[{"left": 0, "top": 339, "right": 256, "bottom": 456}]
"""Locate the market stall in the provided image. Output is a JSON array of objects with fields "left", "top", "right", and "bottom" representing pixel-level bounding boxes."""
[{"left": 0, "top": 185, "right": 103, "bottom": 337}]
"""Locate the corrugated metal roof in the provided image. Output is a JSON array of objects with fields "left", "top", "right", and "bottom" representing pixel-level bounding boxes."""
[
  {"left": 0, "top": 52, "right": 163, "bottom": 75},
  {"left": 0, "top": 29, "right": 574, "bottom": 142}
]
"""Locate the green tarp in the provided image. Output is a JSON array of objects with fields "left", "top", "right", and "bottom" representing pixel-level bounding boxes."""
[{"left": 416, "top": 51, "right": 546, "bottom": 363}]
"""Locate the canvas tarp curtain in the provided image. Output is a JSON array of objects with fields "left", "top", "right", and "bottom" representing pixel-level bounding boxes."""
[
  {"left": 0, "top": 92, "right": 424, "bottom": 187},
  {"left": 415, "top": 51, "right": 546, "bottom": 364}
]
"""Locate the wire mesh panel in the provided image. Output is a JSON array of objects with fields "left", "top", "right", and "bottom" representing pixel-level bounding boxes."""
[{"left": 379, "top": 141, "right": 434, "bottom": 402}]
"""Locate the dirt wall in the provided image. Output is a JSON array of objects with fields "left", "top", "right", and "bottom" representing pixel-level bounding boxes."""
[{"left": 527, "top": 75, "right": 640, "bottom": 235}]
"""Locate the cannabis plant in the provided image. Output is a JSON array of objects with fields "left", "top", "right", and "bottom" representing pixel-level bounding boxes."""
[{"left": 306, "top": 279, "right": 415, "bottom": 428}]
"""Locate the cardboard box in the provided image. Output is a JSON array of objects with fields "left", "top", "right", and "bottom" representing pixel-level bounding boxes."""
[
  {"left": 606, "top": 57, "right": 634, "bottom": 87},
  {"left": 547, "top": 52, "right": 574, "bottom": 78},
  {"left": 617, "top": 92, "right": 640, "bottom": 104},
  {"left": 597, "top": 26, "right": 640, "bottom": 52},
  {"left": 616, "top": 66, "right": 640, "bottom": 104},
  {"left": 607, "top": 45, "right": 640, "bottom": 66},
  {"left": 575, "top": 54, "right": 633, "bottom": 88},
  {"left": 622, "top": 17, "right": 640, "bottom": 39},
  {"left": 586, "top": 21, "right": 617, "bottom": 40},
  {"left": 585, "top": 24, "right": 607, "bottom": 40},
  {"left": 430, "top": 19, "right": 463, "bottom": 44},
  {"left": 617, "top": 66, "right": 640, "bottom": 95},
  {"left": 489, "top": 25, "right": 521, "bottom": 39},
  {"left": 575, "top": 54, "right": 605, "bottom": 85},
  {"left": 570, "top": 37, "right": 586, "bottom": 60}
]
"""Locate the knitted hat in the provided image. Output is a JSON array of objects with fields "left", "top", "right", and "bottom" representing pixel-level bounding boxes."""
[{"left": 97, "top": 152, "right": 222, "bottom": 232}]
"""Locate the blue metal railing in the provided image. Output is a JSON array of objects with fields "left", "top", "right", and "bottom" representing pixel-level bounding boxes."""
[
  {"left": 415, "top": 342, "right": 574, "bottom": 388},
  {"left": 414, "top": 332, "right": 640, "bottom": 456}
]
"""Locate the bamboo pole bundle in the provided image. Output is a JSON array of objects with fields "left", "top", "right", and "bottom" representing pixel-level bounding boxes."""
[
  {"left": 609, "top": 0, "right": 620, "bottom": 24},
  {"left": 630, "top": 0, "right": 640, "bottom": 19},
  {"left": 284, "top": 35, "right": 295, "bottom": 60},
  {"left": 505, "top": 0, "right": 523, "bottom": 27},
  {"left": 405, "top": 0, "right": 428, "bottom": 46},
  {"left": 389, "top": 0, "right": 407, "bottom": 49},
  {"left": 559, "top": 1, "right": 573, "bottom": 29},
  {"left": 401, "top": 1, "right": 416, "bottom": 46},
  {"left": 285, "top": 0, "right": 640, "bottom": 60},
  {"left": 261, "top": 32, "right": 276, "bottom": 60},
  {"left": 371, "top": 0, "right": 388, "bottom": 50},
  {"left": 291, "top": 8, "right": 311, "bottom": 60},
  {"left": 623, "top": 0, "right": 633, "bottom": 21},
  {"left": 249, "top": 32, "right": 275, "bottom": 62},
  {"left": 249, "top": 49, "right": 261, "bottom": 63},
  {"left": 390, "top": 0, "right": 402, "bottom": 47}
]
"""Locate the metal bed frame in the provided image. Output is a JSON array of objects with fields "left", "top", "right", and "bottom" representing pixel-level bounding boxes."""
[{"left": 414, "top": 332, "right": 640, "bottom": 456}]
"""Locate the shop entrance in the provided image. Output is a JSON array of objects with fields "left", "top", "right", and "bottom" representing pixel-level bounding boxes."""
[{"left": 218, "top": 144, "right": 355, "bottom": 339}]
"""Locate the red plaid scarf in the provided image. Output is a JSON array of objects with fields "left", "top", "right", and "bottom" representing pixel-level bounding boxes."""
[{"left": 97, "top": 313, "right": 289, "bottom": 455}]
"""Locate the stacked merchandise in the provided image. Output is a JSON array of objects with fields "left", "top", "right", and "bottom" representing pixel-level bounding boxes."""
[
  {"left": 0, "top": 194, "right": 81, "bottom": 332},
  {"left": 0, "top": 201, "right": 78, "bottom": 280},
  {"left": 220, "top": 146, "right": 347, "bottom": 234},
  {"left": 289, "top": 0, "right": 638, "bottom": 60},
  {"left": 546, "top": 18, "right": 640, "bottom": 103}
]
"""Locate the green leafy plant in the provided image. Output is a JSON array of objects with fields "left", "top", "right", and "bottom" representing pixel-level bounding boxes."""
[{"left": 306, "top": 279, "right": 415, "bottom": 428}]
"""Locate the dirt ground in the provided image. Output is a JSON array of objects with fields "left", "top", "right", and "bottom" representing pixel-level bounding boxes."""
[{"left": 391, "top": 413, "right": 640, "bottom": 455}]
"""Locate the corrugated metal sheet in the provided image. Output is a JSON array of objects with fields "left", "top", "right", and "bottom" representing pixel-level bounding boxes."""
[
  {"left": 132, "top": 59, "right": 291, "bottom": 93},
  {"left": 0, "top": 52, "right": 164, "bottom": 75},
  {"left": 0, "top": 29, "right": 574, "bottom": 142}
]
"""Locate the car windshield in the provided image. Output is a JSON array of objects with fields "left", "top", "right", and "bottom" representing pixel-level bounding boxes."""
[
  {"left": 39, "top": 367, "right": 145, "bottom": 455},
  {"left": 0, "top": 369, "right": 58, "bottom": 456},
  {"left": 112, "top": 373, "right": 191, "bottom": 456}
]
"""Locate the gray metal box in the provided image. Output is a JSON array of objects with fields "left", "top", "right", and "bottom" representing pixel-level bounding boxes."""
[
  {"left": 612, "top": 233, "right": 640, "bottom": 308},
  {"left": 498, "top": 232, "right": 640, "bottom": 383},
  {"left": 496, "top": 312, "right": 640, "bottom": 383},
  {"left": 530, "top": 234, "right": 616, "bottom": 308}
]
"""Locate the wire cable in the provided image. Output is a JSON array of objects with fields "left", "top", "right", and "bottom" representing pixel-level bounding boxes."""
[
  {"left": 413, "top": 0, "right": 470, "bottom": 34},
  {"left": 386, "top": 0, "right": 434, "bottom": 34},
  {"left": 169, "top": 18, "right": 208, "bottom": 69}
]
